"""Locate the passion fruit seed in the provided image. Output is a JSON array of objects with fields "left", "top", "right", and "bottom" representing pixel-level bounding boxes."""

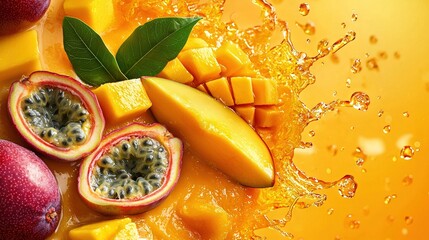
[
  {"left": 22, "top": 87, "right": 90, "bottom": 148},
  {"left": 91, "top": 137, "right": 168, "bottom": 200}
]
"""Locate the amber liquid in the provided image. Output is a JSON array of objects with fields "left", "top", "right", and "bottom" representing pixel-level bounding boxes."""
[{"left": 3, "top": 0, "right": 426, "bottom": 239}]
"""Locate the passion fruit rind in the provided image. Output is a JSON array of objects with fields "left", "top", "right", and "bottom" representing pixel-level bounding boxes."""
[
  {"left": 8, "top": 71, "right": 105, "bottom": 161},
  {"left": 79, "top": 123, "right": 183, "bottom": 215}
]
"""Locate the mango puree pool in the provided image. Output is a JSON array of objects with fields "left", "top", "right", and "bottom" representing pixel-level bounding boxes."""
[{"left": 0, "top": 0, "right": 428, "bottom": 239}]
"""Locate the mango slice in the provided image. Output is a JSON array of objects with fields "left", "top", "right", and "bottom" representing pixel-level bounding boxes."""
[
  {"left": 0, "top": 30, "right": 41, "bottom": 85},
  {"left": 69, "top": 218, "right": 133, "bottom": 240},
  {"left": 93, "top": 79, "right": 152, "bottom": 125},
  {"left": 178, "top": 47, "right": 221, "bottom": 84},
  {"left": 158, "top": 58, "right": 194, "bottom": 84},
  {"left": 63, "top": 0, "right": 114, "bottom": 33},
  {"left": 141, "top": 77, "right": 274, "bottom": 188}
]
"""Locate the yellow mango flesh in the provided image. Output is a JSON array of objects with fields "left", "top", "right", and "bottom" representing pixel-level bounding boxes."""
[
  {"left": 178, "top": 47, "right": 221, "bottom": 84},
  {"left": 205, "top": 77, "right": 235, "bottom": 106},
  {"left": 255, "top": 106, "right": 282, "bottom": 128},
  {"left": 93, "top": 79, "right": 152, "bottom": 125},
  {"left": 113, "top": 223, "right": 140, "bottom": 240},
  {"left": 63, "top": 0, "right": 114, "bottom": 33},
  {"left": 230, "top": 76, "right": 254, "bottom": 105},
  {"left": 178, "top": 197, "right": 231, "bottom": 240},
  {"left": 0, "top": 30, "right": 41, "bottom": 85},
  {"left": 252, "top": 77, "right": 279, "bottom": 105},
  {"left": 141, "top": 77, "right": 274, "bottom": 188},
  {"left": 215, "top": 41, "right": 252, "bottom": 76},
  {"left": 68, "top": 218, "right": 132, "bottom": 240},
  {"left": 182, "top": 37, "right": 209, "bottom": 51},
  {"left": 234, "top": 105, "right": 256, "bottom": 125},
  {"left": 158, "top": 58, "right": 194, "bottom": 84}
]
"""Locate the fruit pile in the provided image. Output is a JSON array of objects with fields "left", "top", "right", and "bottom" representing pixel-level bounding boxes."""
[{"left": 0, "top": 0, "right": 281, "bottom": 239}]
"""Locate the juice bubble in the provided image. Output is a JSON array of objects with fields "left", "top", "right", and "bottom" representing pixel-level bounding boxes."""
[
  {"left": 296, "top": 21, "right": 316, "bottom": 35},
  {"left": 369, "top": 35, "right": 378, "bottom": 44},
  {"left": 299, "top": 3, "right": 310, "bottom": 16},
  {"left": 400, "top": 146, "right": 415, "bottom": 160},
  {"left": 353, "top": 147, "right": 367, "bottom": 167},
  {"left": 351, "top": 13, "right": 358, "bottom": 21},
  {"left": 384, "top": 194, "right": 397, "bottom": 204},
  {"left": 383, "top": 125, "right": 391, "bottom": 134},
  {"left": 402, "top": 111, "right": 410, "bottom": 117},
  {"left": 351, "top": 58, "right": 362, "bottom": 73},
  {"left": 366, "top": 58, "right": 379, "bottom": 70},
  {"left": 345, "top": 214, "right": 361, "bottom": 229},
  {"left": 336, "top": 175, "right": 358, "bottom": 198},
  {"left": 350, "top": 92, "right": 370, "bottom": 111},
  {"left": 404, "top": 216, "right": 414, "bottom": 225},
  {"left": 402, "top": 175, "right": 413, "bottom": 186}
]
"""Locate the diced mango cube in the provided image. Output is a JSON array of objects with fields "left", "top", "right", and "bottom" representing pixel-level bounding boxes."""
[
  {"left": 69, "top": 218, "right": 131, "bottom": 240},
  {"left": 158, "top": 58, "right": 194, "bottom": 84},
  {"left": 252, "top": 77, "right": 279, "bottom": 105},
  {"left": 255, "top": 106, "right": 282, "bottom": 128},
  {"left": 182, "top": 37, "right": 209, "bottom": 51},
  {"left": 232, "top": 64, "right": 257, "bottom": 77},
  {"left": 230, "top": 76, "right": 254, "bottom": 105},
  {"left": 0, "top": 30, "right": 41, "bottom": 85},
  {"left": 178, "top": 47, "right": 221, "bottom": 84},
  {"left": 215, "top": 41, "right": 252, "bottom": 76},
  {"left": 93, "top": 79, "right": 152, "bottom": 125},
  {"left": 205, "top": 77, "right": 234, "bottom": 106},
  {"left": 235, "top": 105, "right": 255, "bottom": 125},
  {"left": 113, "top": 222, "right": 140, "bottom": 240},
  {"left": 178, "top": 198, "right": 231, "bottom": 240},
  {"left": 63, "top": 0, "right": 114, "bottom": 33},
  {"left": 195, "top": 84, "right": 209, "bottom": 93}
]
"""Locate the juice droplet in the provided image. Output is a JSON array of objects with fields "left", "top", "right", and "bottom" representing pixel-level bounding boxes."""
[
  {"left": 351, "top": 13, "right": 358, "bottom": 21},
  {"left": 350, "top": 92, "right": 370, "bottom": 111},
  {"left": 394, "top": 51, "right": 401, "bottom": 59},
  {"left": 336, "top": 175, "right": 358, "bottom": 198},
  {"left": 308, "top": 130, "right": 315, "bottom": 137},
  {"left": 345, "top": 78, "right": 352, "bottom": 88},
  {"left": 351, "top": 58, "right": 362, "bottom": 73},
  {"left": 366, "top": 58, "right": 379, "bottom": 70},
  {"left": 379, "top": 51, "right": 388, "bottom": 59},
  {"left": 386, "top": 215, "right": 395, "bottom": 223},
  {"left": 341, "top": 22, "right": 347, "bottom": 28},
  {"left": 353, "top": 147, "right": 367, "bottom": 167},
  {"left": 327, "top": 208, "right": 334, "bottom": 215},
  {"left": 345, "top": 214, "right": 361, "bottom": 229},
  {"left": 296, "top": 21, "right": 316, "bottom": 35},
  {"left": 327, "top": 144, "right": 338, "bottom": 156},
  {"left": 402, "top": 175, "right": 413, "bottom": 186},
  {"left": 306, "top": 38, "right": 311, "bottom": 44},
  {"left": 331, "top": 53, "right": 340, "bottom": 63},
  {"left": 369, "top": 35, "right": 378, "bottom": 44},
  {"left": 402, "top": 111, "right": 410, "bottom": 117},
  {"left": 332, "top": 31, "right": 356, "bottom": 54},
  {"left": 384, "top": 194, "right": 397, "bottom": 204},
  {"left": 377, "top": 109, "right": 384, "bottom": 117},
  {"left": 362, "top": 205, "right": 370, "bottom": 215},
  {"left": 300, "top": 141, "right": 313, "bottom": 148},
  {"left": 400, "top": 146, "right": 415, "bottom": 160},
  {"left": 402, "top": 228, "right": 409, "bottom": 236},
  {"left": 383, "top": 125, "right": 391, "bottom": 134},
  {"left": 298, "top": 3, "right": 310, "bottom": 16},
  {"left": 317, "top": 39, "right": 331, "bottom": 58},
  {"left": 405, "top": 216, "right": 414, "bottom": 225}
]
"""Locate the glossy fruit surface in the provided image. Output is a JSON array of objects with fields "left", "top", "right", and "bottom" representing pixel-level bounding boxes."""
[
  {"left": 0, "top": 139, "right": 61, "bottom": 240},
  {"left": 8, "top": 71, "right": 105, "bottom": 161},
  {"left": 0, "top": 0, "right": 51, "bottom": 35},
  {"left": 141, "top": 77, "right": 275, "bottom": 188},
  {"left": 78, "top": 123, "right": 182, "bottom": 215}
]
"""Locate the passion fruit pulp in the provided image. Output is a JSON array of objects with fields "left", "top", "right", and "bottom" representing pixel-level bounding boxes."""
[
  {"left": 0, "top": 139, "right": 61, "bottom": 240},
  {"left": 78, "top": 123, "right": 183, "bottom": 215},
  {"left": 8, "top": 71, "right": 105, "bottom": 161}
]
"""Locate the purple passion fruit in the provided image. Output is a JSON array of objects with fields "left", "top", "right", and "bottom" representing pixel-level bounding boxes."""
[
  {"left": 0, "top": 0, "right": 51, "bottom": 35},
  {"left": 78, "top": 123, "right": 183, "bottom": 215},
  {"left": 0, "top": 139, "right": 61, "bottom": 240},
  {"left": 8, "top": 71, "right": 105, "bottom": 161}
]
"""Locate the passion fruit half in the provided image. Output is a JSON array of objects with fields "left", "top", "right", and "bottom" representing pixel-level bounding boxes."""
[
  {"left": 78, "top": 123, "right": 183, "bottom": 215},
  {"left": 8, "top": 71, "right": 105, "bottom": 161}
]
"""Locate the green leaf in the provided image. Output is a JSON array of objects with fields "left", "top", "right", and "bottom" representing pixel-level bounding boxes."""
[
  {"left": 116, "top": 17, "right": 202, "bottom": 79},
  {"left": 62, "top": 17, "right": 127, "bottom": 87}
]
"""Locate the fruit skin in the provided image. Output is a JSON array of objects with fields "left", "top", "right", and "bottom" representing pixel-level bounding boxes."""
[
  {"left": 78, "top": 123, "right": 183, "bottom": 215},
  {"left": 0, "top": 139, "right": 61, "bottom": 240},
  {"left": 141, "top": 77, "right": 275, "bottom": 188},
  {"left": 8, "top": 71, "right": 105, "bottom": 161},
  {"left": 0, "top": 0, "right": 51, "bottom": 35}
]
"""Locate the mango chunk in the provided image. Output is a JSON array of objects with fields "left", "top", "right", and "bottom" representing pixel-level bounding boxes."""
[
  {"left": 252, "top": 77, "right": 279, "bottom": 105},
  {"left": 195, "top": 84, "right": 209, "bottom": 93},
  {"left": 255, "top": 106, "right": 282, "bottom": 128},
  {"left": 63, "top": 0, "right": 114, "bottom": 33},
  {"left": 69, "top": 218, "right": 132, "bottom": 240},
  {"left": 178, "top": 197, "right": 231, "bottom": 240},
  {"left": 0, "top": 30, "right": 41, "bottom": 85},
  {"left": 205, "top": 77, "right": 234, "bottom": 106},
  {"left": 215, "top": 41, "right": 252, "bottom": 76},
  {"left": 141, "top": 77, "right": 274, "bottom": 187},
  {"left": 230, "top": 76, "right": 254, "bottom": 105},
  {"left": 93, "top": 79, "right": 152, "bottom": 125},
  {"left": 234, "top": 105, "right": 256, "bottom": 125},
  {"left": 158, "top": 58, "right": 194, "bottom": 84},
  {"left": 113, "top": 222, "right": 140, "bottom": 240},
  {"left": 182, "top": 37, "right": 209, "bottom": 51},
  {"left": 178, "top": 47, "right": 221, "bottom": 84}
]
